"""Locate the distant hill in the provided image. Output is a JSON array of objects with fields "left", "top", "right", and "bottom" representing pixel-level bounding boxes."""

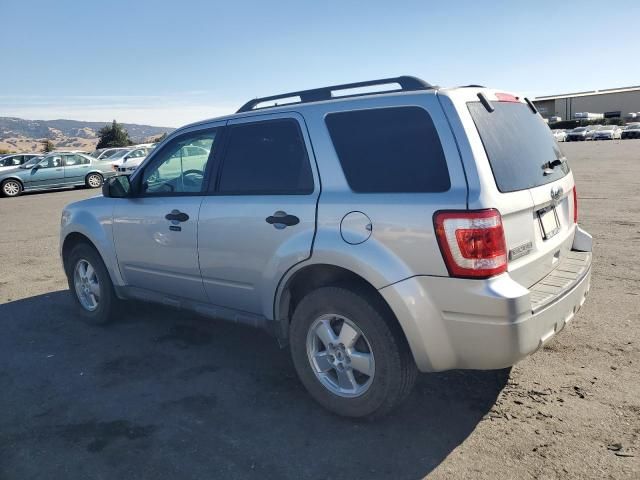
[{"left": 0, "top": 117, "right": 174, "bottom": 153}]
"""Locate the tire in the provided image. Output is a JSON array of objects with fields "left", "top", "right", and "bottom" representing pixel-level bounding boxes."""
[
  {"left": 65, "top": 243, "right": 120, "bottom": 325},
  {"left": 85, "top": 172, "right": 103, "bottom": 189},
  {"left": 1, "top": 179, "right": 22, "bottom": 197},
  {"left": 290, "top": 286, "right": 417, "bottom": 418}
]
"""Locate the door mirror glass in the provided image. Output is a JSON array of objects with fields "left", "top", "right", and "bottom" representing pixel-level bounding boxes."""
[{"left": 103, "top": 175, "right": 131, "bottom": 198}]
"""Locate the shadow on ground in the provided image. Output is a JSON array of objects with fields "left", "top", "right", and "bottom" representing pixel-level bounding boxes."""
[{"left": 0, "top": 291, "right": 509, "bottom": 480}]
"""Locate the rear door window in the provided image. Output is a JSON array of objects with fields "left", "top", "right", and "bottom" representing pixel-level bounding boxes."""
[
  {"left": 217, "top": 119, "right": 314, "bottom": 195},
  {"left": 467, "top": 102, "right": 569, "bottom": 192},
  {"left": 325, "top": 106, "right": 450, "bottom": 193}
]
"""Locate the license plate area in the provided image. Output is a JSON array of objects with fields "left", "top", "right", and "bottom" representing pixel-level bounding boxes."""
[{"left": 538, "top": 206, "right": 560, "bottom": 240}]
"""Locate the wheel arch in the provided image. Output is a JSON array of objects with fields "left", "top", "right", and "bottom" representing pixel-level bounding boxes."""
[
  {"left": 1, "top": 176, "right": 24, "bottom": 189},
  {"left": 274, "top": 263, "right": 406, "bottom": 348},
  {"left": 61, "top": 232, "right": 97, "bottom": 273},
  {"left": 60, "top": 201, "right": 125, "bottom": 291}
]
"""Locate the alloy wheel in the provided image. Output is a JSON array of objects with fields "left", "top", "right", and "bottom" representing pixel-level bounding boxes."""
[
  {"left": 3, "top": 181, "right": 20, "bottom": 196},
  {"left": 306, "top": 314, "right": 375, "bottom": 398},
  {"left": 87, "top": 174, "right": 102, "bottom": 188},
  {"left": 73, "top": 259, "right": 100, "bottom": 311}
]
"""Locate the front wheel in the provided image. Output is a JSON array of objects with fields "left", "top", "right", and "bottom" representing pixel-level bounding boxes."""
[
  {"left": 1, "top": 179, "right": 22, "bottom": 197},
  {"left": 290, "top": 286, "right": 417, "bottom": 418},
  {"left": 65, "top": 243, "right": 119, "bottom": 325},
  {"left": 85, "top": 173, "right": 103, "bottom": 188}
]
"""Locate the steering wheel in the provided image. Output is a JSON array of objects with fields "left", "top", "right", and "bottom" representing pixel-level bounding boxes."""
[{"left": 182, "top": 169, "right": 204, "bottom": 187}]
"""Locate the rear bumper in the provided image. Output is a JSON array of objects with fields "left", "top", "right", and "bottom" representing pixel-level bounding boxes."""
[{"left": 380, "top": 227, "right": 593, "bottom": 372}]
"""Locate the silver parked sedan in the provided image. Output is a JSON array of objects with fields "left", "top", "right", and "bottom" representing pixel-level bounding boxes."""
[{"left": 0, "top": 152, "right": 116, "bottom": 197}]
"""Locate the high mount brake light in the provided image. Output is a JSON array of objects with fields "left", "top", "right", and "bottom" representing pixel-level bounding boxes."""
[
  {"left": 495, "top": 93, "right": 520, "bottom": 102},
  {"left": 434, "top": 209, "right": 508, "bottom": 278}
]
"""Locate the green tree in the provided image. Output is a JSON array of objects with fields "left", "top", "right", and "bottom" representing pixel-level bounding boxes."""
[
  {"left": 153, "top": 132, "right": 168, "bottom": 143},
  {"left": 42, "top": 139, "right": 55, "bottom": 153},
  {"left": 96, "top": 120, "right": 132, "bottom": 149}
]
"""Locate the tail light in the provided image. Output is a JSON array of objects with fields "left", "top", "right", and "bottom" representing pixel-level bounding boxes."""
[
  {"left": 434, "top": 209, "right": 507, "bottom": 278},
  {"left": 573, "top": 186, "right": 578, "bottom": 224}
]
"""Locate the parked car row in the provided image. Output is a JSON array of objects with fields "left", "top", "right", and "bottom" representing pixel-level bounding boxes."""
[
  {"left": 0, "top": 142, "right": 159, "bottom": 197},
  {"left": 552, "top": 123, "right": 640, "bottom": 142},
  {"left": 0, "top": 152, "right": 117, "bottom": 197},
  {"left": 89, "top": 144, "right": 156, "bottom": 173}
]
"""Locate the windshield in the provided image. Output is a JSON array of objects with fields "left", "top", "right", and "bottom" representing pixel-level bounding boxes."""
[
  {"left": 573, "top": 127, "right": 587, "bottom": 132},
  {"left": 109, "top": 150, "right": 131, "bottom": 159},
  {"left": 467, "top": 101, "right": 569, "bottom": 193},
  {"left": 600, "top": 126, "right": 615, "bottom": 131},
  {"left": 22, "top": 156, "right": 43, "bottom": 168}
]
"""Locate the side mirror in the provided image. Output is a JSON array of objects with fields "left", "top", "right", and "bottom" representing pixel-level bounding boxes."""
[
  {"left": 32, "top": 164, "right": 40, "bottom": 170},
  {"left": 102, "top": 175, "right": 131, "bottom": 198}
]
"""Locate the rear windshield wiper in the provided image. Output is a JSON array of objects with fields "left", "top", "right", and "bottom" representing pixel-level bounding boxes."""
[{"left": 542, "top": 158, "right": 566, "bottom": 175}]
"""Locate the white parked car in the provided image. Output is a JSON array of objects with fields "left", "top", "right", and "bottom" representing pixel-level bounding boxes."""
[
  {"left": 552, "top": 129, "right": 567, "bottom": 142},
  {"left": 585, "top": 125, "right": 604, "bottom": 141},
  {"left": 91, "top": 148, "right": 131, "bottom": 160},
  {"left": 110, "top": 147, "right": 153, "bottom": 173},
  {"left": 593, "top": 125, "right": 622, "bottom": 140}
]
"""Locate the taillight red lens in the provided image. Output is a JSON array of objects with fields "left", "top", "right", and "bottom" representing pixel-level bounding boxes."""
[
  {"left": 573, "top": 187, "right": 578, "bottom": 224},
  {"left": 434, "top": 209, "right": 507, "bottom": 278},
  {"left": 495, "top": 92, "right": 520, "bottom": 102}
]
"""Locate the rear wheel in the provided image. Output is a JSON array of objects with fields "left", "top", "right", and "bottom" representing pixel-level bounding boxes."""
[
  {"left": 1, "top": 179, "right": 22, "bottom": 197},
  {"left": 65, "top": 243, "right": 119, "bottom": 325},
  {"left": 290, "top": 286, "right": 417, "bottom": 418},
  {"left": 85, "top": 173, "right": 103, "bottom": 188}
]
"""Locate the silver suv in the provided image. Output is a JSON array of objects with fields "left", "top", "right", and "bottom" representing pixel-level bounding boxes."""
[{"left": 60, "top": 76, "right": 593, "bottom": 418}]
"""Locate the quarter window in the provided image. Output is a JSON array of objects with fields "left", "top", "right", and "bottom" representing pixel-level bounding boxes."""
[
  {"left": 217, "top": 119, "right": 314, "bottom": 195},
  {"left": 141, "top": 129, "right": 216, "bottom": 195},
  {"left": 325, "top": 107, "right": 450, "bottom": 193}
]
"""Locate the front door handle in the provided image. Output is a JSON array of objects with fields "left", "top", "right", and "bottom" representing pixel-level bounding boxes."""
[
  {"left": 165, "top": 210, "right": 190, "bottom": 222},
  {"left": 266, "top": 211, "right": 300, "bottom": 229}
]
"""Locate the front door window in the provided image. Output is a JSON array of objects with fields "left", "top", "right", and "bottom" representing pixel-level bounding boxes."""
[{"left": 141, "top": 130, "right": 217, "bottom": 195}]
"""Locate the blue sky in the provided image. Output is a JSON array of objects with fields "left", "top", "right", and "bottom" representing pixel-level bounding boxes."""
[{"left": 1, "top": 0, "right": 638, "bottom": 127}]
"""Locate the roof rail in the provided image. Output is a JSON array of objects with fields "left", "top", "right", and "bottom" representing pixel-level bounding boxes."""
[{"left": 236, "top": 75, "right": 433, "bottom": 113}]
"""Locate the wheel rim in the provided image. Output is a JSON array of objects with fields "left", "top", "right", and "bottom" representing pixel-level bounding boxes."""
[
  {"left": 306, "top": 314, "right": 375, "bottom": 398},
  {"left": 3, "top": 181, "right": 19, "bottom": 196},
  {"left": 73, "top": 259, "right": 100, "bottom": 311},
  {"left": 88, "top": 174, "right": 102, "bottom": 188}
]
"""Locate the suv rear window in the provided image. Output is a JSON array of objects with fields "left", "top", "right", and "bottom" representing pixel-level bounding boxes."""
[
  {"left": 325, "top": 107, "right": 450, "bottom": 193},
  {"left": 468, "top": 101, "right": 569, "bottom": 193}
]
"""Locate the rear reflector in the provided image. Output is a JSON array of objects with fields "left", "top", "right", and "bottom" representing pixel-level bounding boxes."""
[
  {"left": 495, "top": 92, "right": 520, "bottom": 102},
  {"left": 434, "top": 209, "right": 507, "bottom": 278},
  {"left": 573, "top": 186, "right": 578, "bottom": 223}
]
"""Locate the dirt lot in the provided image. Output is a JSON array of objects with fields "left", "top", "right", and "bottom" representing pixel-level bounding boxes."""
[{"left": 0, "top": 140, "right": 639, "bottom": 480}]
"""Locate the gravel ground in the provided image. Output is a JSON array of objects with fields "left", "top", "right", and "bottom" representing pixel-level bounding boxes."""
[{"left": 0, "top": 140, "right": 638, "bottom": 479}]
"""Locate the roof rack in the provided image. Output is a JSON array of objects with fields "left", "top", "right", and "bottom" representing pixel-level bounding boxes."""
[{"left": 236, "top": 75, "right": 433, "bottom": 113}]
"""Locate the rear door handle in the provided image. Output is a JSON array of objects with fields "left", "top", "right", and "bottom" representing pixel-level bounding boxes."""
[
  {"left": 165, "top": 210, "right": 190, "bottom": 222},
  {"left": 266, "top": 211, "right": 299, "bottom": 229}
]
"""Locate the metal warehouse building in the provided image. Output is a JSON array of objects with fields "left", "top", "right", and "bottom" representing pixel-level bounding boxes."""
[{"left": 533, "top": 86, "right": 640, "bottom": 121}]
